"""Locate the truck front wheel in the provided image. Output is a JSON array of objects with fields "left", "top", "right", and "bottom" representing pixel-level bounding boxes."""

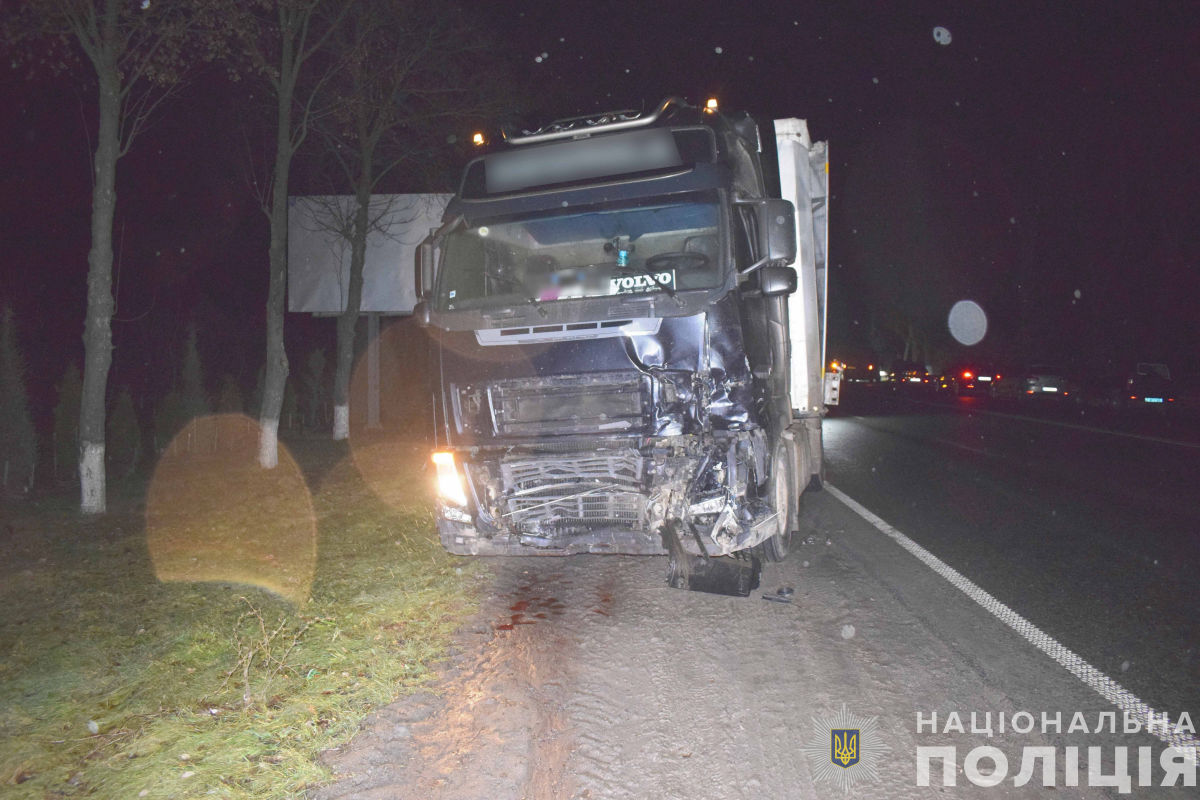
[{"left": 762, "top": 435, "right": 796, "bottom": 562}]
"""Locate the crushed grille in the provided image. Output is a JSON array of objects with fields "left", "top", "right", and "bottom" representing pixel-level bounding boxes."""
[{"left": 500, "top": 449, "right": 646, "bottom": 530}]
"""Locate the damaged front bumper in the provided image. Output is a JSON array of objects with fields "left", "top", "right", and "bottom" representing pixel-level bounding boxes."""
[{"left": 435, "top": 432, "right": 781, "bottom": 558}]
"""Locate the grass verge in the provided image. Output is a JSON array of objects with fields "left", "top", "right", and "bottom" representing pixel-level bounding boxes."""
[{"left": 0, "top": 433, "right": 481, "bottom": 798}]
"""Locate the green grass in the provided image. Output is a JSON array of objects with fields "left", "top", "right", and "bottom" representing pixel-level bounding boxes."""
[{"left": 0, "top": 434, "right": 481, "bottom": 797}]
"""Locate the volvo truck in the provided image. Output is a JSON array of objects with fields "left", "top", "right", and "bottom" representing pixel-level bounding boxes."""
[{"left": 414, "top": 97, "right": 831, "bottom": 591}]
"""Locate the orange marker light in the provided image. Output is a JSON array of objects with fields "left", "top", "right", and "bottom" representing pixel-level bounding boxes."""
[
  {"left": 472, "top": 132, "right": 485, "bottom": 145},
  {"left": 706, "top": 98, "right": 718, "bottom": 111}
]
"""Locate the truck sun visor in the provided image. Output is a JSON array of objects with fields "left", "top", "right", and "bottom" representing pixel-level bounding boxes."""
[
  {"left": 486, "top": 129, "right": 680, "bottom": 193},
  {"left": 464, "top": 128, "right": 714, "bottom": 199}
]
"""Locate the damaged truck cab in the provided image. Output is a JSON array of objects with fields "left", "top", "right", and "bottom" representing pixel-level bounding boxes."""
[{"left": 415, "top": 97, "right": 830, "bottom": 582}]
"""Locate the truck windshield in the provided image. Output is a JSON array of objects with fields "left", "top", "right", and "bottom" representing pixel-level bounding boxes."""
[{"left": 437, "top": 191, "right": 723, "bottom": 311}]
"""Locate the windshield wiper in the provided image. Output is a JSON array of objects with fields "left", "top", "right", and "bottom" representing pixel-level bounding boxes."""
[
  {"left": 615, "top": 265, "right": 684, "bottom": 307},
  {"left": 482, "top": 268, "right": 548, "bottom": 318}
]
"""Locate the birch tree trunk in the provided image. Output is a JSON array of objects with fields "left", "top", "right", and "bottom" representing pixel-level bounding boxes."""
[
  {"left": 332, "top": 175, "right": 371, "bottom": 440},
  {"left": 258, "top": 51, "right": 296, "bottom": 469}
]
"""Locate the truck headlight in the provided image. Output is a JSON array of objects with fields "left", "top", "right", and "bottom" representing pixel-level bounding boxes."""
[{"left": 432, "top": 452, "right": 468, "bottom": 507}]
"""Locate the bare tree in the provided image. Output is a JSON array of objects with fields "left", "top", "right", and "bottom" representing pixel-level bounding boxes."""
[
  {"left": 5, "top": 0, "right": 235, "bottom": 512},
  {"left": 0, "top": 307, "right": 37, "bottom": 493},
  {"left": 308, "top": 0, "right": 508, "bottom": 439},
  {"left": 237, "top": 0, "right": 351, "bottom": 467}
]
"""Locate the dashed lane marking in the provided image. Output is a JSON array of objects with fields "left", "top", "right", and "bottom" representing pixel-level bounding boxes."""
[{"left": 825, "top": 482, "right": 1200, "bottom": 751}]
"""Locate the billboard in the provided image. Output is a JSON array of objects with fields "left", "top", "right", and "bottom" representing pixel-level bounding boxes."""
[{"left": 287, "top": 193, "right": 450, "bottom": 314}]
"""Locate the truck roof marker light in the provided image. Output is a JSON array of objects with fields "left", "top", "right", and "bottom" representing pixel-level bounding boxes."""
[
  {"left": 432, "top": 452, "right": 468, "bottom": 507},
  {"left": 472, "top": 132, "right": 485, "bottom": 145},
  {"left": 706, "top": 98, "right": 718, "bottom": 111}
]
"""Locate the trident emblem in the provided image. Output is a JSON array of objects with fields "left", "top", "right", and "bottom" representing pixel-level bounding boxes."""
[{"left": 831, "top": 729, "right": 859, "bottom": 768}]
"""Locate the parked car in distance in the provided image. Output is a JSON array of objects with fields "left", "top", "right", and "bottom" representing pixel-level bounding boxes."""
[
  {"left": 937, "top": 363, "right": 999, "bottom": 397},
  {"left": 1123, "top": 363, "right": 1175, "bottom": 409},
  {"left": 890, "top": 360, "right": 931, "bottom": 395},
  {"left": 993, "top": 365, "right": 1076, "bottom": 402}
]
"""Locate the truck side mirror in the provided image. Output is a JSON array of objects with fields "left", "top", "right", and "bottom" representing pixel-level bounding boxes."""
[
  {"left": 756, "top": 199, "right": 797, "bottom": 266},
  {"left": 413, "top": 300, "right": 431, "bottom": 328},
  {"left": 416, "top": 238, "right": 435, "bottom": 299},
  {"left": 759, "top": 265, "right": 797, "bottom": 297}
]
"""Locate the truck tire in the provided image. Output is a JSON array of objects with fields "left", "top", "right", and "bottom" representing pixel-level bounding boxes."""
[{"left": 762, "top": 435, "right": 796, "bottom": 563}]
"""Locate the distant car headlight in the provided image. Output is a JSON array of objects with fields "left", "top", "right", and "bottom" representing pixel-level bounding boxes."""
[{"left": 432, "top": 451, "right": 468, "bottom": 507}]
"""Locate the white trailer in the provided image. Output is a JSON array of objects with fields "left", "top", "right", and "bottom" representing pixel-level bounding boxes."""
[{"left": 776, "top": 118, "right": 834, "bottom": 488}]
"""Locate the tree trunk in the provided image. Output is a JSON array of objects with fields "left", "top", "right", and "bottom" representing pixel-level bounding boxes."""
[
  {"left": 332, "top": 179, "right": 371, "bottom": 441},
  {"left": 79, "top": 67, "right": 121, "bottom": 514},
  {"left": 259, "top": 76, "right": 295, "bottom": 469}
]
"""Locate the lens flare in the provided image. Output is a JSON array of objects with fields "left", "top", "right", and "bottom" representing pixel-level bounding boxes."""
[
  {"left": 948, "top": 300, "right": 988, "bottom": 346},
  {"left": 146, "top": 414, "right": 316, "bottom": 606}
]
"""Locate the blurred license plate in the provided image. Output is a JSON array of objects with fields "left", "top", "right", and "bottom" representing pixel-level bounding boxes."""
[
  {"left": 978, "top": 376, "right": 992, "bottom": 381},
  {"left": 1145, "top": 397, "right": 1163, "bottom": 403},
  {"left": 1042, "top": 387, "right": 1058, "bottom": 392}
]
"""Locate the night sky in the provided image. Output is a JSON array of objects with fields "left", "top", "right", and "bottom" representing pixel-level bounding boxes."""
[{"left": 2, "top": 1, "right": 1197, "bottom": 424}]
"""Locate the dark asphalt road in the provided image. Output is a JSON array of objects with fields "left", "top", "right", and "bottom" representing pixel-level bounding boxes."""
[{"left": 824, "top": 386, "right": 1200, "bottom": 720}]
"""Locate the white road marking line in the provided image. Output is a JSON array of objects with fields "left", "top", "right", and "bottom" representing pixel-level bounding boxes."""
[
  {"left": 825, "top": 482, "right": 1200, "bottom": 752},
  {"left": 911, "top": 399, "right": 1200, "bottom": 450}
]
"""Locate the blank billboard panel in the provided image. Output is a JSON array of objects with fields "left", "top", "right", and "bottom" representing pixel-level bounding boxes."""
[{"left": 287, "top": 193, "right": 450, "bottom": 314}]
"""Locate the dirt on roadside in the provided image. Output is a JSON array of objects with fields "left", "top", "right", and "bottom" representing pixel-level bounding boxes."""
[{"left": 312, "top": 550, "right": 832, "bottom": 800}]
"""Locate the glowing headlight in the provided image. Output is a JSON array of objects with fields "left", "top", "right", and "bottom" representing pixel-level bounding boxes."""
[{"left": 432, "top": 451, "right": 468, "bottom": 507}]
